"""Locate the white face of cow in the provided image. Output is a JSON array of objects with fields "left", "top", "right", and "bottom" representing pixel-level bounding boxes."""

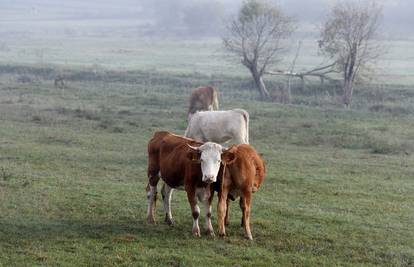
[{"left": 189, "top": 142, "right": 224, "bottom": 183}]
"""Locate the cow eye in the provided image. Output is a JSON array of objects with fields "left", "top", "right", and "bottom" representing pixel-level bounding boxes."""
[{"left": 217, "top": 159, "right": 221, "bottom": 163}]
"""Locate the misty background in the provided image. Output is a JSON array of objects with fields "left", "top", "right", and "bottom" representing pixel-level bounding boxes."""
[
  {"left": 0, "top": 0, "right": 413, "bottom": 84},
  {"left": 1, "top": 0, "right": 414, "bottom": 39}
]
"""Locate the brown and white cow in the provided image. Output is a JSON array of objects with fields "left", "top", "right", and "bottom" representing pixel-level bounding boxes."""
[
  {"left": 146, "top": 131, "right": 225, "bottom": 237},
  {"left": 188, "top": 86, "right": 219, "bottom": 115},
  {"left": 218, "top": 144, "right": 265, "bottom": 240}
]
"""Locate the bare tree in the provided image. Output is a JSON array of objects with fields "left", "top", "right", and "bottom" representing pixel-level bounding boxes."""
[
  {"left": 266, "top": 62, "right": 340, "bottom": 90},
  {"left": 222, "top": 0, "right": 295, "bottom": 100},
  {"left": 318, "top": 1, "right": 383, "bottom": 109}
]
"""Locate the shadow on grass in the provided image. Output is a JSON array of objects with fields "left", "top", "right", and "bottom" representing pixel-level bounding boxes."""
[{"left": 0, "top": 218, "right": 194, "bottom": 243}]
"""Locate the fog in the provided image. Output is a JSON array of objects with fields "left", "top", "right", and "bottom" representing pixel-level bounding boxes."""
[{"left": 1, "top": 0, "right": 414, "bottom": 39}]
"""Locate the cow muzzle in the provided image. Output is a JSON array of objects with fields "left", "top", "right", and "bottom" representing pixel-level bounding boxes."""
[{"left": 203, "top": 175, "right": 216, "bottom": 183}]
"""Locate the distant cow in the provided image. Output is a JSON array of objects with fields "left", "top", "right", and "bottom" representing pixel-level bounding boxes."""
[
  {"left": 218, "top": 144, "right": 265, "bottom": 240},
  {"left": 146, "top": 131, "right": 226, "bottom": 237},
  {"left": 188, "top": 86, "right": 219, "bottom": 115},
  {"left": 17, "top": 75, "right": 33, "bottom": 83},
  {"left": 185, "top": 109, "right": 249, "bottom": 144},
  {"left": 54, "top": 75, "right": 65, "bottom": 89}
]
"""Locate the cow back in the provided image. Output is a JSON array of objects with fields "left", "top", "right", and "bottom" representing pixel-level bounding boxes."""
[
  {"left": 148, "top": 131, "right": 203, "bottom": 188},
  {"left": 188, "top": 86, "right": 217, "bottom": 114},
  {"left": 226, "top": 144, "right": 265, "bottom": 192}
]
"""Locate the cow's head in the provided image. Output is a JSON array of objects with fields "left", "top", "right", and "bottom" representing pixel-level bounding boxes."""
[
  {"left": 221, "top": 146, "right": 237, "bottom": 165},
  {"left": 187, "top": 142, "right": 226, "bottom": 183}
]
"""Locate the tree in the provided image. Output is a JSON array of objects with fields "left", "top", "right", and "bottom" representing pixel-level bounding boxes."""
[
  {"left": 222, "top": 0, "right": 295, "bottom": 99},
  {"left": 318, "top": 1, "right": 382, "bottom": 109}
]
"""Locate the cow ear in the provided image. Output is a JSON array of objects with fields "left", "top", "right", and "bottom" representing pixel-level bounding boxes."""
[
  {"left": 221, "top": 151, "right": 236, "bottom": 165},
  {"left": 187, "top": 150, "right": 201, "bottom": 163}
]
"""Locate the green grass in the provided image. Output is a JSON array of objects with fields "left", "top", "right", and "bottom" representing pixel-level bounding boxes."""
[{"left": 0, "top": 65, "right": 413, "bottom": 266}]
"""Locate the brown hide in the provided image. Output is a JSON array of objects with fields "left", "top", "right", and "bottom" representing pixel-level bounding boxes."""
[
  {"left": 218, "top": 144, "right": 265, "bottom": 240},
  {"left": 147, "top": 131, "right": 204, "bottom": 188},
  {"left": 223, "top": 144, "right": 265, "bottom": 192},
  {"left": 188, "top": 86, "right": 218, "bottom": 114},
  {"left": 146, "top": 131, "right": 217, "bottom": 236}
]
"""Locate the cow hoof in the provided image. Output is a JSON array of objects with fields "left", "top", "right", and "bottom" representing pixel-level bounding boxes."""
[
  {"left": 147, "top": 217, "right": 155, "bottom": 224},
  {"left": 192, "top": 228, "right": 201, "bottom": 237},
  {"left": 193, "top": 232, "right": 201, "bottom": 237},
  {"left": 218, "top": 232, "right": 226, "bottom": 238},
  {"left": 164, "top": 215, "right": 174, "bottom": 226},
  {"left": 205, "top": 229, "right": 215, "bottom": 237},
  {"left": 245, "top": 234, "right": 253, "bottom": 241}
]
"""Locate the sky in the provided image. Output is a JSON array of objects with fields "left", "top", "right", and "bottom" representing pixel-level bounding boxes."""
[{"left": 0, "top": 0, "right": 413, "bottom": 38}]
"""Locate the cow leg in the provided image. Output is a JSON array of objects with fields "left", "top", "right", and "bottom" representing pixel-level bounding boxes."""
[
  {"left": 146, "top": 171, "right": 160, "bottom": 224},
  {"left": 202, "top": 189, "right": 215, "bottom": 236},
  {"left": 239, "top": 196, "right": 245, "bottom": 227},
  {"left": 239, "top": 196, "right": 246, "bottom": 227},
  {"left": 240, "top": 192, "right": 253, "bottom": 240},
  {"left": 162, "top": 183, "right": 174, "bottom": 226},
  {"left": 224, "top": 197, "right": 231, "bottom": 226},
  {"left": 146, "top": 183, "right": 158, "bottom": 224},
  {"left": 187, "top": 189, "right": 201, "bottom": 237},
  {"left": 217, "top": 187, "right": 229, "bottom": 237}
]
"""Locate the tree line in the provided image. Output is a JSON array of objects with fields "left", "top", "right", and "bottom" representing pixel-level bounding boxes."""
[{"left": 222, "top": 0, "right": 383, "bottom": 109}]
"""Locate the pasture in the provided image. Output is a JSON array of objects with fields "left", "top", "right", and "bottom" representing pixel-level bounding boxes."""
[
  {"left": 0, "top": 62, "right": 413, "bottom": 266},
  {"left": 0, "top": 10, "right": 413, "bottom": 265}
]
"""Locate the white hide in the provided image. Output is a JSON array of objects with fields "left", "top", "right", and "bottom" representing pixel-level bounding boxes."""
[{"left": 185, "top": 109, "right": 249, "bottom": 144}]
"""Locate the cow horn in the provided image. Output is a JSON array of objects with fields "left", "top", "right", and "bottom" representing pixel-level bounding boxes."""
[{"left": 187, "top": 144, "right": 200, "bottom": 151}]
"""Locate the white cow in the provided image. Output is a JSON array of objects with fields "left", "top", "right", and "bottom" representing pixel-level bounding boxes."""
[{"left": 185, "top": 109, "right": 249, "bottom": 144}]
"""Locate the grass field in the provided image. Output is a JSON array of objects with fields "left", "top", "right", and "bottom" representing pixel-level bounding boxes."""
[
  {"left": 0, "top": 9, "right": 413, "bottom": 265},
  {"left": 0, "top": 62, "right": 413, "bottom": 266}
]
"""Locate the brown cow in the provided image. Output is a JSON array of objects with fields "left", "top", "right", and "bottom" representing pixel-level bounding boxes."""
[
  {"left": 188, "top": 86, "right": 219, "bottom": 115},
  {"left": 218, "top": 144, "right": 265, "bottom": 240},
  {"left": 146, "top": 131, "right": 226, "bottom": 237}
]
